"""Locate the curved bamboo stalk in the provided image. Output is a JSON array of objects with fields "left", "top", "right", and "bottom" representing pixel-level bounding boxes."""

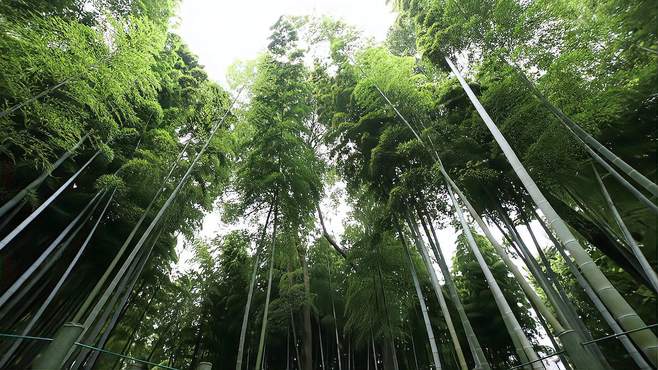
[
  {"left": 317, "top": 204, "right": 347, "bottom": 258},
  {"left": 446, "top": 56, "right": 658, "bottom": 365},
  {"left": 0, "top": 149, "right": 101, "bottom": 251}
]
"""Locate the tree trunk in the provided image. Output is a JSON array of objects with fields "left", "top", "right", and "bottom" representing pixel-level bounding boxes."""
[
  {"left": 446, "top": 56, "right": 658, "bottom": 365},
  {"left": 317, "top": 204, "right": 347, "bottom": 257}
]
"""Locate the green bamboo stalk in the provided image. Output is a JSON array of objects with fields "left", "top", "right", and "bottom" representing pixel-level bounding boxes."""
[
  {"left": 399, "top": 232, "right": 442, "bottom": 370},
  {"left": 421, "top": 210, "right": 491, "bottom": 370},
  {"left": 592, "top": 165, "right": 658, "bottom": 292},
  {"left": 0, "top": 149, "right": 101, "bottom": 251},
  {"left": 444, "top": 182, "right": 543, "bottom": 369},
  {"left": 534, "top": 213, "right": 653, "bottom": 370},
  {"left": 0, "top": 133, "right": 89, "bottom": 218},
  {"left": 0, "top": 190, "right": 105, "bottom": 308},
  {"left": 407, "top": 213, "right": 468, "bottom": 370},
  {"left": 446, "top": 56, "right": 658, "bottom": 365},
  {"left": 254, "top": 206, "right": 279, "bottom": 370},
  {"left": 71, "top": 139, "right": 190, "bottom": 324},
  {"left": 327, "top": 262, "right": 343, "bottom": 370},
  {"left": 503, "top": 57, "right": 658, "bottom": 199},
  {"left": 236, "top": 202, "right": 274, "bottom": 370},
  {"left": 61, "top": 91, "right": 241, "bottom": 370},
  {"left": 0, "top": 190, "right": 115, "bottom": 368},
  {"left": 497, "top": 207, "right": 605, "bottom": 370}
]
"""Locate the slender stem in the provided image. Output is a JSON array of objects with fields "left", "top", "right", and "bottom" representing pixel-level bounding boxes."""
[
  {"left": 421, "top": 209, "right": 491, "bottom": 370},
  {"left": 398, "top": 228, "right": 443, "bottom": 370},
  {"left": 408, "top": 211, "right": 468, "bottom": 370},
  {"left": 446, "top": 56, "right": 658, "bottom": 365},
  {"left": 254, "top": 204, "right": 279, "bottom": 370},
  {"left": 593, "top": 164, "right": 658, "bottom": 292},
  {"left": 503, "top": 57, "right": 658, "bottom": 199},
  {"left": 0, "top": 134, "right": 90, "bottom": 219},
  {"left": 534, "top": 212, "right": 653, "bottom": 370},
  {"left": 236, "top": 202, "right": 274, "bottom": 370},
  {"left": 0, "top": 149, "right": 101, "bottom": 251},
  {"left": 0, "top": 190, "right": 105, "bottom": 308}
]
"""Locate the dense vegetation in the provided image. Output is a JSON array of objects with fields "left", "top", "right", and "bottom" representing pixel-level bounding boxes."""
[{"left": 0, "top": 1, "right": 656, "bottom": 370}]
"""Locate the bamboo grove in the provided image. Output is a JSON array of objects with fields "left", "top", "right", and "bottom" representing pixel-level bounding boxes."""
[{"left": 0, "top": 0, "right": 656, "bottom": 369}]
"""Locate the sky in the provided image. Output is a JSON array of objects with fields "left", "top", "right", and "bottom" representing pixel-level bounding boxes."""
[
  {"left": 174, "top": 2, "right": 561, "bottom": 367},
  {"left": 176, "top": 0, "right": 397, "bottom": 86}
]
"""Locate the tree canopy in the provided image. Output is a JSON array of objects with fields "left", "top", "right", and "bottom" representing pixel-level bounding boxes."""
[{"left": 0, "top": 1, "right": 656, "bottom": 370}]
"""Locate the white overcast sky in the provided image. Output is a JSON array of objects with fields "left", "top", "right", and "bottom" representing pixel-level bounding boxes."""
[{"left": 175, "top": 0, "right": 397, "bottom": 86}]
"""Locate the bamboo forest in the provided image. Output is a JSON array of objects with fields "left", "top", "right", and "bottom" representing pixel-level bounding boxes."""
[{"left": 0, "top": 0, "right": 656, "bottom": 369}]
